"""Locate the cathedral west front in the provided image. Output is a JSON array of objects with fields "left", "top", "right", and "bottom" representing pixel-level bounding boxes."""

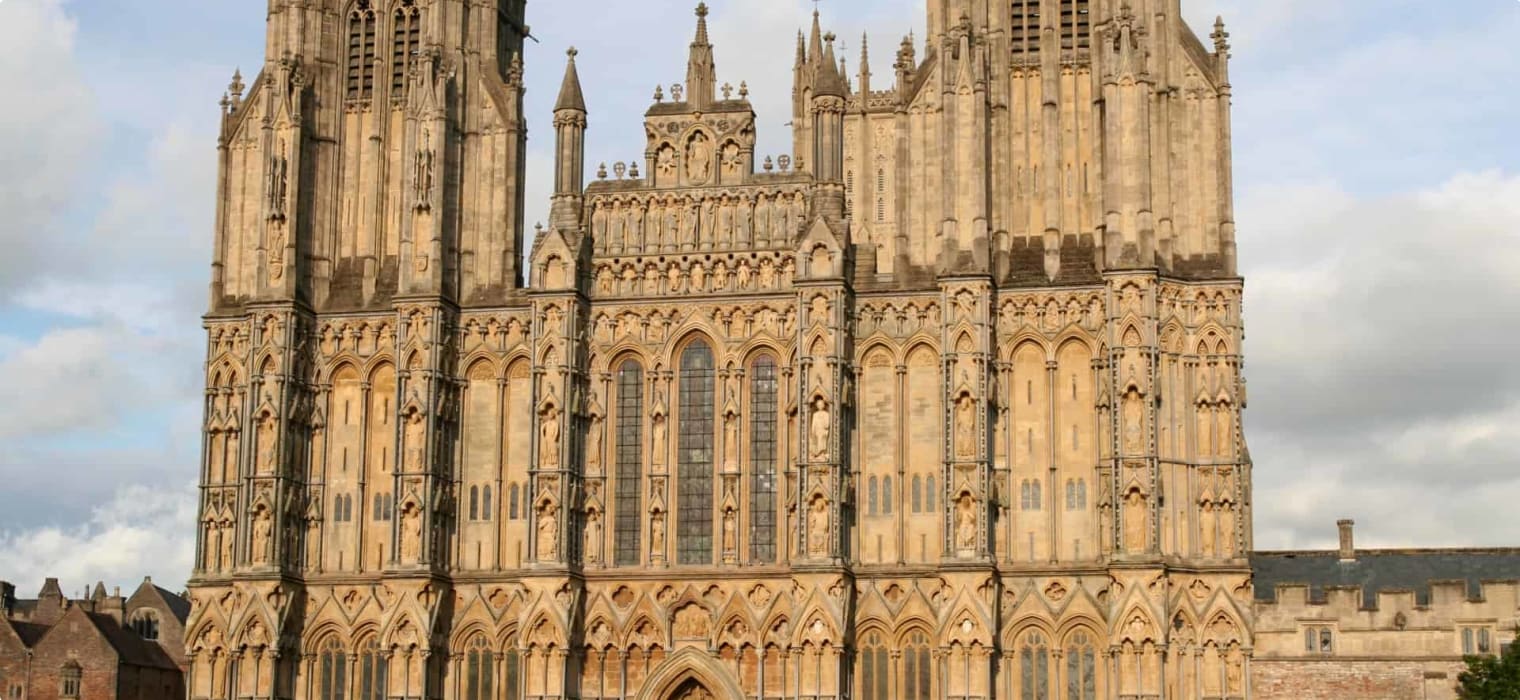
[{"left": 187, "top": 2, "right": 1515, "bottom": 699}]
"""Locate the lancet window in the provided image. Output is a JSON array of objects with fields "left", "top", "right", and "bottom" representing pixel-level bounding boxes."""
[
  {"left": 463, "top": 636, "right": 493, "bottom": 700},
  {"left": 346, "top": 2, "right": 378, "bottom": 101},
  {"left": 1065, "top": 631, "right": 1097, "bottom": 700},
  {"left": 903, "top": 631, "right": 933, "bottom": 700},
  {"left": 858, "top": 631, "right": 889, "bottom": 700},
  {"left": 318, "top": 637, "right": 347, "bottom": 700},
  {"left": 749, "top": 355, "right": 779, "bottom": 562},
  {"left": 615, "top": 360, "right": 644, "bottom": 566},
  {"left": 391, "top": 1, "right": 421, "bottom": 93},
  {"left": 356, "top": 638, "right": 387, "bottom": 700},
  {"left": 1019, "top": 631, "right": 1051, "bottom": 700},
  {"left": 677, "top": 341, "right": 715, "bottom": 565}
]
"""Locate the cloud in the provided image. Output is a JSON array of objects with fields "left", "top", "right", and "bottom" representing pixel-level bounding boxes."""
[
  {"left": 0, "top": 0, "right": 104, "bottom": 298},
  {"left": 1243, "top": 170, "right": 1520, "bottom": 548},
  {"left": 0, "top": 483, "right": 197, "bottom": 594}
]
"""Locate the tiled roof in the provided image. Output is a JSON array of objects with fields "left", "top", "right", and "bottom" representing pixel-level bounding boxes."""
[
  {"left": 154, "top": 586, "right": 191, "bottom": 624},
  {"left": 1251, "top": 548, "right": 1520, "bottom": 608},
  {"left": 83, "top": 613, "right": 180, "bottom": 671}
]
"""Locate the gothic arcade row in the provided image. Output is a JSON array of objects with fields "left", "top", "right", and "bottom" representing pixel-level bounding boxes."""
[{"left": 187, "top": 1, "right": 1251, "bottom": 699}]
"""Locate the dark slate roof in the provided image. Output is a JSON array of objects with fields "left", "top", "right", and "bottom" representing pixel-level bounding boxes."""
[
  {"left": 154, "top": 586, "right": 191, "bottom": 624},
  {"left": 6, "top": 619, "right": 48, "bottom": 647},
  {"left": 83, "top": 613, "right": 180, "bottom": 671},
  {"left": 1251, "top": 549, "right": 1520, "bottom": 608}
]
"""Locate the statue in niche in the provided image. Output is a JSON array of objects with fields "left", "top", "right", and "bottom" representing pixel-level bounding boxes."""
[
  {"left": 1225, "top": 647, "right": 1244, "bottom": 694},
  {"left": 1199, "top": 501, "right": 1216, "bottom": 557},
  {"left": 662, "top": 201, "right": 679, "bottom": 249},
  {"left": 955, "top": 493, "right": 977, "bottom": 551},
  {"left": 254, "top": 415, "right": 275, "bottom": 475},
  {"left": 651, "top": 413, "right": 668, "bottom": 467},
  {"left": 736, "top": 260, "right": 753, "bottom": 289},
  {"left": 650, "top": 510, "right": 666, "bottom": 555},
  {"left": 758, "top": 258, "right": 776, "bottom": 288},
  {"left": 807, "top": 495, "right": 830, "bottom": 557},
  {"left": 400, "top": 501, "right": 422, "bottom": 562},
  {"left": 712, "top": 261, "right": 730, "bottom": 290},
  {"left": 596, "top": 266, "right": 614, "bottom": 294},
  {"left": 721, "top": 142, "right": 742, "bottom": 177},
  {"left": 609, "top": 203, "right": 625, "bottom": 244},
  {"left": 1219, "top": 502, "right": 1236, "bottom": 557},
  {"left": 754, "top": 196, "right": 771, "bottom": 242},
  {"left": 592, "top": 204, "right": 608, "bottom": 241},
  {"left": 1123, "top": 489, "right": 1147, "bottom": 553},
  {"left": 722, "top": 508, "right": 737, "bottom": 553},
  {"left": 539, "top": 406, "right": 561, "bottom": 469},
  {"left": 644, "top": 264, "right": 662, "bottom": 295},
  {"left": 955, "top": 394, "right": 977, "bottom": 459},
  {"left": 686, "top": 132, "right": 712, "bottom": 183},
  {"left": 414, "top": 130, "right": 436, "bottom": 209},
  {"left": 683, "top": 199, "right": 700, "bottom": 246},
  {"left": 586, "top": 416, "right": 604, "bottom": 474},
  {"left": 656, "top": 145, "right": 677, "bottom": 182},
  {"left": 1195, "top": 402, "right": 1213, "bottom": 458},
  {"left": 717, "top": 195, "right": 734, "bottom": 244},
  {"left": 1214, "top": 403, "right": 1231, "bottom": 457},
  {"left": 1123, "top": 389, "right": 1145, "bottom": 453},
  {"left": 809, "top": 397, "right": 831, "bottom": 461},
  {"left": 404, "top": 410, "right": 426, "bottom": 472},
  {"left": 737, "top": 197, "right": 753, "bottom": 244},
  {"left": 666, "top": 263, "right": 683, "bottom": 294},
  {"left": 537, "top": 501, "right": 559, "bottom": 559},
  {"left": 690, "top": 262, "right": 707, "bottom": 292},
  {"left": 723, "top": 413, "right": 740, "bottom": 472},
  {"left": 219, "top": 522, "right": 235, "bottom": 570},
  {"left": 251, "top": 507, "right": 272, "bottom": 564},
  {"left": 584, "top": 511, "right": 602, "bottom": 564},
  {"left": 628, "top": 204, "right": 645, "bottom": 249}
]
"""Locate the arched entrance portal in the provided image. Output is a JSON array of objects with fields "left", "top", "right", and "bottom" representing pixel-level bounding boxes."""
[{"left": 666, "top": 678, "right": 715, "bottom": 700}]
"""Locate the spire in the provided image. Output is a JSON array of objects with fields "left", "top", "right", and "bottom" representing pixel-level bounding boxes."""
[
  {"left": 796, "top": 30, "right": 807, "bottom": 69},
  {"left": 686, "top": 3, "right": 717, "bottom": 108},
  {"left": 809, "top": 10, "right": 825, "bottom": 69},
  {"left": 554, "top": 47, "right": 586, "bottom": 113},
  {"left": 815, "top": 32, "right": 847, "bottom": 98},
  {"left": 859, "top": 33, "right": 872, "bottom": 95}
]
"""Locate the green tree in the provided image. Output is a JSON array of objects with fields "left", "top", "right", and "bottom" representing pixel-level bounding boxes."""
[{"left": 1459, "top": 636, "right": 1520, "bottom": 699}]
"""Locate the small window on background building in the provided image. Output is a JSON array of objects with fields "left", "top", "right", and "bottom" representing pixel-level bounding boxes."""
[
  {"left": 60, "top": 665, "right": 81, "bottom": 699},
  {"left": 1304, "top": 626, "right": 1334, "bottom": 655}
]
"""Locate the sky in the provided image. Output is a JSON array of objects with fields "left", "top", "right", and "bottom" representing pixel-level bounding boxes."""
[{"left": 0, "top": 0, "right": 1517, "bottom": 596}]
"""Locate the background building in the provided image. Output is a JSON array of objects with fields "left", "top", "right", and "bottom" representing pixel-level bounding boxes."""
[
  {"left": 0, "top": 578, "right": 188, "bottom": 700},
  {"left": 181, "top": 1, "right": 1517, "bottom": 699}
]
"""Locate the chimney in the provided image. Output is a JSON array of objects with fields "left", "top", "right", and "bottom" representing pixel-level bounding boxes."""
[
  {"left": 1, "top": 581, "right": 15, "bottom": 617},
  {"left": 1337, "top": 519, "right": 1356, "bottom": 561}
]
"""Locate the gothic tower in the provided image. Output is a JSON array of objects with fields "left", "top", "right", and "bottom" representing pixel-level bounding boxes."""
[{"left": 187, "top": 1, "right": 1250, "bottom": 698}]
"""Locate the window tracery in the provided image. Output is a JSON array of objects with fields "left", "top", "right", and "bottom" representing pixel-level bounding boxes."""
[
  {"left": 346, "top": 2, "right": 378, "bottom": 101},
  {"left": 391, "top": 1, "right": 421, "bottom": 93},
  {"left": 677, "top": 341, "right": 715, "bottom": 565},
  {"left": 615, "top": 360, "right": 644, "bottom": 566},
  {"left": 749, "top": 355, "right": 779, "bottom": 562}
]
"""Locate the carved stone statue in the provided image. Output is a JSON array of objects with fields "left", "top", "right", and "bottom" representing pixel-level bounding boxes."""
[
  {"left": 254, "top": 414, "right": 276, "bottom": 475},
  {"left": 401, "top": 502, "right": 422, "bottom": 563},
  {"left": 586, "top": 416, "right": 604, "bottom": 474},
  {"left": 807, "top": 496, "right": 830, "bottom": 557},
  {"left": 955, "top": 394, "right": 977, "bottom": 459},
  {"left": 956, "top": 493, "right": 977, "bottom": 551},
  {"left": 251, "top": 507, "right": 272, "bottom": 564},
  {"left": 686, "top": 132, "right": 712, "bottom": 183},
  {"left": 1123, "top": 490, "right": 1147, "bottom": 553},
  {"left": 722, "top": 508, "right": 737, "bottom": 553},
  {"left": 1123, "top": 390, "right": 1145, "bottom": 453},
  {"left": 404, "top": 411, "right": 426, "bottom": 471},
  {"left": 809, "top": 398, "right": 831, "bottom": 462},
  {"left": 219, "top": 522, "right": 235, "bottom": 570},
  {"left": 723, "top": 413, "right": 740, "bottom": 472},
  {"left": 650, "top": 510, "right": 666, "bottom": 555},
  {"left": 651, "top": 413, "right": 668, "bottom": 467},
  {"left": 537, "top": 502, "right": 559, "bottom": 559},
  {"left": 540, "top": 406, "right": 561, "bottom": 469},
  {"left": 585, "top": 511, "right": 602, "bottom": 564}
]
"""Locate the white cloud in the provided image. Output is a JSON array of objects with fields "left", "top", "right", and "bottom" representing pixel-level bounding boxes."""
[
  {"left": 0, "top": 0, "right": 104, "bottom": 297},
  {"left": 1242, "top": 170, "right": 1520, "bottom": 548},
  {"left": 0, "top": 483, "right": 197, "bottom": 594}
]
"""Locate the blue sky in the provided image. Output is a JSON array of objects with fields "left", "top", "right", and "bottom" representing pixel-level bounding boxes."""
[{"left": 0, "top": 0, "right": 1517, "bottom": 594}]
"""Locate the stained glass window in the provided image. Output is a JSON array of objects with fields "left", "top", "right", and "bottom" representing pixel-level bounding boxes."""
[
  {"left": 1066, "top": 631, "right": 1096, "bottom": 700},
  {"left": 749, "top": 357, "right": 779, "bottom": 562},
  {"left": 319, "top": 638, "right": 347, "bottom": 700},
  {"left": 615, "top": 360, "right": 644, "bottom": 566},
  {"left": 357, "top": 638, "right": 387, "bottom": 700},
  {"left": 677, "top": 341, "right": 715, "bottom": 565}
]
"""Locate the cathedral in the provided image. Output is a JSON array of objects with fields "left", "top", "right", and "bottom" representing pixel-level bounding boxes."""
[{"left": 183, "top": 2, "right": 1517, "bottom": 700}]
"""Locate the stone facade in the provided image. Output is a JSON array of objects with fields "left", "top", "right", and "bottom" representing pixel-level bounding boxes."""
[
  {"left": 1, "top": 578, "right": 188, "bottom": 700},
  {"left": 180, "top": 2, "right": 1517, "bottom": 700}
]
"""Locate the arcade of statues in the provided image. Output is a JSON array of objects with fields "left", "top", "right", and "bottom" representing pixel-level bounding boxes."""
[{"left": 189, "top": 1, "right": 1474, "bottom": 699}]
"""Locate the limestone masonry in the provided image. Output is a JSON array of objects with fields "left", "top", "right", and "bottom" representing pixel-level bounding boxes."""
[{"left": 184, "top": 1, "right": 1518, "bottom": 699}]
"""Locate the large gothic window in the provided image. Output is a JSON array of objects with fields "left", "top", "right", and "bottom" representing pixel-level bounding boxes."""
[
  {"left": 346, "top": 3, "right": 377, "bottom": 100},
  {"left": 903, "top": 631, "right": 933, "bottom": 700},
  {"left": 615, "top": 360, "right": 644, "bottom": 566},
  {"left": 1065, "top": 631, "right": 1097, "bottom": 700},
  {"left": 1019, "top": 632, "right": 1051, "bottom": 700},
  {"left": 858, "top": 631, "right": 889, "bottom": 700},
  {"left": 356, "top": 638, "right": 387, "bottom": 700},
  {"left": 503, "top": 641, "right": 522, "bottom": 700},
  {"left": 319, "top": 637, "right": 347, "bottom": 700},
  {"left": 391, "top": 1, "right": 421, "bottom": 93},
  {"left": 749, "top": 356, "right": 779, "bottom": 562},
  {"left": 677, "top": 341, "right": 715, "bottom": 565},
  {"left": 464, "top": 636, "right": 493, "bottom": 700}
]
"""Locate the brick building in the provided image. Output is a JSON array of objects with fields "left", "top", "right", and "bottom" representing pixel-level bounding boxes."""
[{"left": 0, "top": 578, "right": 188, "bottom": 700}]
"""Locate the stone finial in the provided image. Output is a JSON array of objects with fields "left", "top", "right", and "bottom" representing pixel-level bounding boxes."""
[
  {"left": 739, "top": 81, "right": 749, "bottom": 99},
  {"left": 629, "top": 160, "right": 641, "bottom": 179},
  {"left": 654, "top": 85, "right": 665, "bottom": 103},
  {"left": 671, "top": 83, "right": 684, "bottom": 102},
  {"left": 763, "top": 156, "right": 774, "bottom": 172},
  {"left": 1211, "top": 16, "right": 1231, "bottom": 53},
  {"left": 778, "top": 154, "right": 791, "bottom": 172},
  {"left": 722, "top": 82, "right": 733, "bottom": 100},
  {"left": 597, "top": 163, "right": 608, "bottom": 180}
]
